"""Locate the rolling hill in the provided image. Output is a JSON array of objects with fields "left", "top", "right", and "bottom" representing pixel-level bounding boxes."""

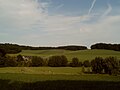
[{"left": 9, "top": 49, "right": 120, "bottom": 61}]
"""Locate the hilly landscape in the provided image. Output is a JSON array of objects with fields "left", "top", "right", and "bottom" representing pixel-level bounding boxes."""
[
  {"left": 0, "top": 43, "right": 120, "bottom": 90},
  {"left": 1, "top": 0, "right": 120, "bottom": 89},
  {"left": 9, "top": 49, "right": 120, "bottom": 61}
]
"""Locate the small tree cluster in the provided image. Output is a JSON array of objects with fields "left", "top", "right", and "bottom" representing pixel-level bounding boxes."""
[
  {"left": 91, "top": 57, "right": 104, "bottom": 73},
  {"left": 83, "top": 60, "right": 91, "bottom": 67},
  {"left": 5, "top": 56, "right": 17, "bottom": 67},
  {"left": 31, "top": 56, "right": 44, "bottom": 67},
  {"left": 91, "top": 57, "right": 119, "bottom": 75},
  {"left": 69, "top": 57, "right": 82, "bottom": 67},
  {"left": 48, "top": 55, "right": 68, "bottom": 67}
]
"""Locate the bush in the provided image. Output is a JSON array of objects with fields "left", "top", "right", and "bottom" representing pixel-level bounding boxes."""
[
  {"left": 70, "top": 57, "right": 81, "bottom": 67},
  {"left": 17, "top": 55, "right": 24, "bottom": 62},
  {"left": 16, "top": 55, "right": 24, "bottom": 67},
  {"left": 5, "top": 56, "right": 17, "bottom": 67},
  {"left": 91, "top": 57, "right": 104, "bottom": 73},
  {"left": 48, "top": 55, "right": 68, "bottom": 67},
  {"left": 0, "top": 48, "right": 6, "bottom": 57},
  {"left": 31, "top": 56, "right": 44, "bottom": 67},
  {"left": 0, "top": 56, "right": 6, "bottom": 67},
  {"left": 103, "top": 57, "right": 119, "bottom": 75},
  {"left": 83, "top": 60, "right": 91, "bottom": 67},
  {"left": 91, "top": 57, "right": 119, "bottom": 75}
]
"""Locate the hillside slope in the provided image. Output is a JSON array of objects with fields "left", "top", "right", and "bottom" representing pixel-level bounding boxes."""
[{"left": 9, "top": 49, "right": 120, "bottom": 61}]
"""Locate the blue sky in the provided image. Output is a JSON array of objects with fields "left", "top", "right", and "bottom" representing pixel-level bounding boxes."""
[{"left": 0, "top": 0, "right": 120, "bottom": 47}]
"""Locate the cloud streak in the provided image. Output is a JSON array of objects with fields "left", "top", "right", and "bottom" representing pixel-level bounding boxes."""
[
  {"left": 54, "top": 4, "right": 64, "bottom": 11},
  {"left": 102, "top": 3, "right": 112, "bottom": 18},
  {"left": 88, "top": 0, "right": 97, "bottom": 15}
]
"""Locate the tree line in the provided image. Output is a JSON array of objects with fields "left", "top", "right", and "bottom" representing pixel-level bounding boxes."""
[
  {"left": 91, "top": 43, "right": 120, "bottom": 51},
  {"left": 0, "top": 43, "right": 87, "bottom": 54},
  {"left": 1, "top": 43, "right": 120, "bottom": 54}
]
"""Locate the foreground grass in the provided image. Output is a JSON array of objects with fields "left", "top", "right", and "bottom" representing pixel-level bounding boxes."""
[
  {"left": 0, "top": 67, "right": 83, "bottom": 75},
  {"left": 0, "top": 73, "right": 120, "bottom": 82},
  {"left": 0, "top": 79, "right": 120, "bottom": 90},
  {"left": 0, "top": 67, "right": 120, "bottom": 82},
  {"left": 9, "top": 49, "right": 120, "bottom": 61},
  {"left": 0, "top": 67, "right": 120, "bottom": 90}
]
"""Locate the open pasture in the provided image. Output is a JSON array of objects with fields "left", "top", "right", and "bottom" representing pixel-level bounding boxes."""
[
  {"left": 0, "top": 67, "right": 120, "bottom": 82},
  {"left": 9, "top": 49, "right": 120, "bottom": 61}
]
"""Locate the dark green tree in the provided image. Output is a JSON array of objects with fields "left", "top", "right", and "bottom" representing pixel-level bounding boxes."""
[
  {"left": 0, "top": 57, "right": 6, "bottom": 67},
  {"left": 70, "top": 57, "right": 80, "bottom": 67},
  {"left": 83, "top": 60, "right": 91, "bottom": 67},
  {"left": 16, "top": 55, "right": 24, "bottom": 67},
  {"left": 91, "top": 57, "right": 104, "bottom": 73},
  {"left": 0, "top": 48, "right": 6, "bottom": 57},
  {"left": 31, "top": 56, "right": 44, "bottom": 67},
  {"left": 17, "top": 55, "right": 24, "bottom": 62},
  {"left": 0, "top": 48, "right": 6, "bottom": 67},
  {"left": 48, "top": 55, "right": 68, "bottom": 67},
  {"left": 5, "top": 56, "right": 17, "bottom": 67},
  {"left": 103, "top": 57, "right": 119, "bottom": 75}
]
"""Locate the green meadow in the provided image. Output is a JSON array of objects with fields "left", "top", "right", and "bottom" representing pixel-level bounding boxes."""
[
  {"left": 9, "top": 49, "right": 120, "bottom": 61},
  {"left": 0, "top": 67, "right": 120, "bottom": 82},
  {"left": 1, "top": 49, "right": 120, "bottom": 89}
]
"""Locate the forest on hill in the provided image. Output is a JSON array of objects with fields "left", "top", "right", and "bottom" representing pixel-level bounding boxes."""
[
  {"left": 0, "top": 43, "right": 120, "bottom": 54},
  {"left": 0, "top": 43, "right": 87, "bottom": 54}
]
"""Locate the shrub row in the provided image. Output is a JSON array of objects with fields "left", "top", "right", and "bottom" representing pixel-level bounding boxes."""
[{"left": 0, "top": 55, "right": 93, "bottom": 67}]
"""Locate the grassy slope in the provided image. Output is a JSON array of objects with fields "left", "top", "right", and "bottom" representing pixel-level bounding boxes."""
[{"left": 9, "top": 49, "right": 120, "bottom": 61}]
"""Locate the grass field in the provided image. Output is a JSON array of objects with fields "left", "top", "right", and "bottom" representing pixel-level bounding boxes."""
[
  {"left": 0, "top": 67, "right": 83, "bottom": 75},
  {"left": 9, "top": 49, "right": 120, "bottom": 61},
  {"left": 0, "top": 67, "right": 120, "bottom": 82},
  {"left": 3, "top": 49, "right": 120, "bottom": 89}
]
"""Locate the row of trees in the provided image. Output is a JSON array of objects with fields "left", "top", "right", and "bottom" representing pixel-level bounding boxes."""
[
  {"left": 1, "top": 42, "right": 120, "bottom": 54},
  {"left": 91, "top": 43, "right": 120, "bottom": 51},
  {"left": 0, "top": 55, "right": 44, "bottom": 67},
  {"left": 0, "top": 56, "right": 120, "bottom": 75},
  {"left": 57, "top": 46, "right": 87, "bottom": 51},
  {"left": 0, "top": 55, "right": 90, "bottom": 67},
  {"left": 1, "top": 43, "right": 120, "bottom": 54},
  {"left": 0, "top": 44, "right": 22, "bottom": 54},
  {"left": 0, "top": 43, "right": 88, "bottom": 54}
]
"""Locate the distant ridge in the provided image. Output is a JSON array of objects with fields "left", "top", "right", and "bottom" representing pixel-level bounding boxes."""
[
  {"left": 91, "top": 43, "right": 120, "bottom": 51},
  {"left": 0, "top": 43, "right": 87, "bottom": 54},
  {"left": 0, "top": 43, "right": 120, "bottom": 54}
]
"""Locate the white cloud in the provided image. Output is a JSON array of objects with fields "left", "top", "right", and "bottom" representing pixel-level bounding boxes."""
[
  {"left": 41, "top": 15, "right": 91, "bottom": 32},
  {"left": 0, "top": 0, "right": 91, "bottom": 32},
  {"left": 0, "top": 0, "right": 120, "bottom": 46},
  {"left": 80, "top": 15, "right": 120, "bottom": 36},
  {"left": 0, "top": 0, "right": 47, "bottom": 30}
]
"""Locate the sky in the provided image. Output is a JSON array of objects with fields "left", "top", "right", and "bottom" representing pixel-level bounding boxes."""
[{"left": 0, "top": 0, "right": 120, "bottom": 47}]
